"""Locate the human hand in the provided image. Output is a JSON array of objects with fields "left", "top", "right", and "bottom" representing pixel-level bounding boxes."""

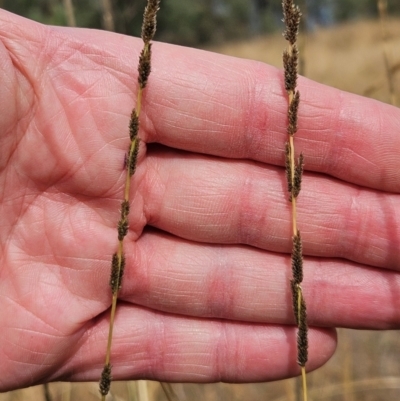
[{"left": 0, "top": 10, "right": 399, "bottom": 392}]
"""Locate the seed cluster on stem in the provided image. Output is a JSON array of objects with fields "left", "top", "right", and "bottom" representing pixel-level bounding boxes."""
[
  {"left": 282, "top": 1, "right": 308, "bottom": 400},
  {"left": 98, "top": 1, "right": 160, "bottom": 399}
]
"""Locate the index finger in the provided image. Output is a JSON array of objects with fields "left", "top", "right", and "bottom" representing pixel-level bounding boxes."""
[
  {"left": 140, "top": 43, "right": 400, "bottom": 193},
  {"left": 2, "top": 10, "right": 398, "bottom": 193}
]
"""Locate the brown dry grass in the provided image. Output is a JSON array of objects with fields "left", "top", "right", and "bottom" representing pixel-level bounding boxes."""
[
  {"left": 210, "top": 18, "right": 400, "bottom": 105},
  {"left": 3, "top": 329, "right": 400, "bottom": 400},
  {"left": 2, "top": 18, "right": 400, "bottom": 401}
]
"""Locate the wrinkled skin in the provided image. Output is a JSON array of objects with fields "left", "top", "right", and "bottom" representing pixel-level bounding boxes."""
[{"left": 0, "top": 9, "right": 400, "bottom": 392}]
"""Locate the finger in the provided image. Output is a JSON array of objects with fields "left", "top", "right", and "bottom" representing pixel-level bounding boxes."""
[
  {"left": 0, "top": 42, "right": 18, "bottom": 173},
  {"left": 140, "top": 148, "right": 400, "bottom": 270},
  {"left": 1, "top": 11, "right": 398, "bottom": 193},
  {"left": 54, "top": 305, "right": 336, "bottom": 384},
  {"left": 141, "top": 41, "right": 400, "bottom": 193},
  {"left": 120, "top": 230, "right": 400, "bottom": 330}
]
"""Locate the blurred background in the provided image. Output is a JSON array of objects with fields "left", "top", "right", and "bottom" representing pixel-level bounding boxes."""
[
  {"left": 0, "top": 0, "right": 398, "bottom": 103},
  {"left": 0, "top": 0, "right": 399, "bottom": 46},
  {"left": 0, "top": 0, "right": 399, "bottom": 400}
]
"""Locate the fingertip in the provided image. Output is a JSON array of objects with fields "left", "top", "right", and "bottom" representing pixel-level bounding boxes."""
[
  {"left": 306, "top": 327, "right": 337, "bottom": 373},
  {"left": 68, "top": 307, "right": 338, "bottom": 384}
]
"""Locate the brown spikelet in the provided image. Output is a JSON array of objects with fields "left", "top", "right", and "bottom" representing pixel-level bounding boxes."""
[
  {"left": 288, "top": 90, "right": 300, "bottom": 135},
  {"left": 128, "top": 138, "right": 140, "bottom": 177},
  {"left": 141, "top": 0, "right": 160, "bottom": 43},
  {"left": 292, "top": 153, "right": 304, "bottom": 199},
  {"left": 138, "top": 45, "right": 152, "bottom": 89},
  {"left": 283, "top": 2, "right": 301, "bottom": 45},
  {"left": 109, "top": 253, "right": 126, "bottom": 294},
  {"left": 292, "top": 230, "right": 303, "bottom": 283},
  {"left": 297, "top": 294, "right": 308, "bottom": 367},
  {"left": 129, "top": 109, "right": 139, "bottom": 141},
  {"left": 117, "top": 254, "right": 126, "bottom": 291},
  {"left": 109, "top": 253, "right": 119, "bottom": 293},
  {"left": 291, "top": 280, "right": 299, "bottom": 325},
  {"left": 283, "top": 46, "right": 299, "bottom": 93},
  {"left": 99, "top": 364, "right": 112, "bottom": 396},
  {"left": 117, "top": 218, "right": 129, "bottom": 241},
  {"left": 121, "top": 200, "right": 130, "bottom": 220},
  {"left": 285, "top": 142, "right": 292, "bottom": 195}
]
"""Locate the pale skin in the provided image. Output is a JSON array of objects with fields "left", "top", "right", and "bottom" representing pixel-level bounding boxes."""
[{"left": 0, "top": 9, "right": 400, "bottom": 392}]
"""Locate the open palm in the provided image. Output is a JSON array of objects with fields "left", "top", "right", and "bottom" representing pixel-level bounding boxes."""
[{"left": 1, "top": 10, "right": 400, "bottom": 392}]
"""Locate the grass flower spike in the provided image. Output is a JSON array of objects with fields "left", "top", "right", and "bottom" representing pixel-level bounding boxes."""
[
  {"left": 99, "top": 1, "right": 160, "bottom": 399},
  {"left": 282, "top": 1, "right": 309, "bottom": 400}
]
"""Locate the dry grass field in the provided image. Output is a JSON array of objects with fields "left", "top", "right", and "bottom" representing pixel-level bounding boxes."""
[
  {"left": 2, "top": 17, "right": 400, "bottom": 401},
  {"left": 3, "top": 330, "right": 400, "bottom": 400},
  {"left": 210, "top": 17, "right": 400, "bottom": 105}
]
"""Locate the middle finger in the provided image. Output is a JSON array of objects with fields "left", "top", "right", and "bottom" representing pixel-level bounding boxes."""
[{"left": 139, "top": 147, "right": 400, "bottom": 270}]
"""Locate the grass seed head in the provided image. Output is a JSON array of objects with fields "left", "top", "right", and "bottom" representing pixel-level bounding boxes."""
[
  {"left": 288, "top": 90, "right": 300, "bottom": 135},
  {"left": 129, "top": 109, "right": 139, "bottom": 141},
  {"left": 138, "top": 45, "right": 152, "bottom": 89},
  {"left": 110, "top": 253, "right": 126, "bottom": 293},
  {"left": 110, "top": 253, "right": 120, "bottom": 293},
  {"left": 283, "top": 45, "right": 299, "bottom": 93},
  {"left": 285, "top": 142, "right": 293, "bottom": 196},
  {"left": 99, "top": 363, "right": 112, "bottom": 396},
  {"left": 282, "top": 0, "right": 301, "bottom": 45},
  {"left": 292, "top": 153, "right": 304, "bottom": 199},
  {"left": 297, "top": 296, "right": 308, "bottom": 367},
  {"left": 128, "top": 138, "right": 141, "bottom": 177},
  {"left": 292, "top": 230, "right": 303, "bottom": 283},
  {"left": 121, "top": 200, "right": 130, "bottom": 220},
  {"left": 141, "top": 0, "right": 161, "bottom": 44},
  {"left": 118, "top": 218, "right": 129, "bottom": 241}
]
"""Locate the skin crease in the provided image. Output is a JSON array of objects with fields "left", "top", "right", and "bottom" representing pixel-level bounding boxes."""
[{"left": 0, "top": 9, "right": 399, "bottom": 392}]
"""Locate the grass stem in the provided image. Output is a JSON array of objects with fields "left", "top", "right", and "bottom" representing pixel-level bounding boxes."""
[
  {"left": 43, "top": 383, "right": 52, "bottom": 401},
  {"left": 282, "top": 1, "right": 308, "bottom": 400},
  {"left": 98, "top": 1, "right": 160, "bottom": 399},
  {"left": 101, "top": 0, "right": 115, "bottom": 31},
  {"left": 62, "top": 0, "right": 76, "bottom": 27},
  {"left": 137, "top": 380, "right": 150, "bottom": 401},
  {"left": 160, "top": 383, "right": 182, "bottom": 401}
]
